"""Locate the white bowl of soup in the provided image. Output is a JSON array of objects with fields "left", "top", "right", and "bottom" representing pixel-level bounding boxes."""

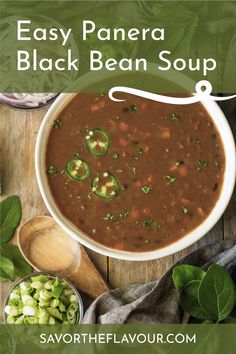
[{"left": 35, "top": 71, "right": 236, "bottom": 261}]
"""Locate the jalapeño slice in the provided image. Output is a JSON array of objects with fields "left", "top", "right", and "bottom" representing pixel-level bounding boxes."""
[
  {"left": 92, "top": 172, "right": 120, "bottom": 199},
  {"left": 86, "top": 129, "right": 110, "bottom": 157},
  {"left": 65, "top": 159, "right": 90, "bottom": 181}
]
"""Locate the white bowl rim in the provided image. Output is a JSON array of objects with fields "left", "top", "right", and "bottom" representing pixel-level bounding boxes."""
[{"left": 35, "top": 69, "right": 236, "bottom": 261}]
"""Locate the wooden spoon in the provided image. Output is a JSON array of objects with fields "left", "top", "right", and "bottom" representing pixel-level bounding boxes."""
[{"left": 17, "top": 216, "right": 109, "bottom": 299}]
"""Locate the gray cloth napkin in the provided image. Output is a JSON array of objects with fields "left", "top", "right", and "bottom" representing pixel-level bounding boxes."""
[{"left": 83, "top": 241, "right": 236, "bottom": 324}]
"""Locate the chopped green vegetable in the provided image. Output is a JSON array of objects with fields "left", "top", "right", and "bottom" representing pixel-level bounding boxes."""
[
  {"left": 141, "top": 185, "right": 152, "bottom": 194},
  {"left": 47, "top": 166, "right": 59, "bottom": 176},
  {"left": 92, "top": 172, "right": 120, "bottom": 200},
  {"left": 86, "top": 128, "right": 110, "bottom": 157},
  {"left": 133, "top": 146, "right": 143, "bottom": 159},
  {"left": 52, "top": 119, "right": 62, "bottom": 129},
  {"left": 182, "top": 206, "right": 189, "bottom": 214},
  {"left": 112, "top": 152, "right": 119, "bottom": 160},
  {"left": 130, "top": 104, "right": 137, "bottom": 112},
  {"left": 4, "top": 274, "right": 80, "bottom": 324},
  {"left": 31, "top": 274, "right": 48, "bottom": 283},
  {"left": 176, "top": 160, "right": 184, "bottom": 167},
  {"left": 65, "top": 159, "right": 90, "bottom": 182},
  {"left": 171, "top": 112, "right": 180, "bottom": 121},
  {"left": 166, "top": 175, "right": 176, "bottom": 184},
  {"left": 102, "top": 211, "right": 128, "bottom": 223},
  {"left": 143, "top": 219, "right": 160, "bottom": 230},
  {"left": 196, "top": 159, "right": 208, "bottom": 171}
]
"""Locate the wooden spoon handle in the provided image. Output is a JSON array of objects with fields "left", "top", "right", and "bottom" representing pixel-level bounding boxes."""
[{"left": 68, "top": 245, "right": 109, "bottom": 299}]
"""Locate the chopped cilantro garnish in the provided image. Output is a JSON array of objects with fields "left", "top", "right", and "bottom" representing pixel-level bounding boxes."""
[
  {"left": 171, "top": 113, "right": 179, "bottom": 121},
  {"left": 134, "top": 146, "right": 143, "bottom": 159},
  {"left": 166, "top": 175, "right": 176, "bottom": 184},
  {"left": 47, "top": 166, "right": 59, "bottom": 176},
  {"left": 102, "top": 211, "right": 129, "bottom": 223},
  {"left": 143, "top": 219, "right": 160, "bottom": 230},
  {"left": 196, "top": 159, "right": 208, "bottom": 171},
  {"left": 144, "top": 239, "right": 150, "bottom": 244},
  {"left": 130, "top": 104, "right": 137, "bottom": 112},
  {"left": 182, "top": 206, "right": 189, "bottom": 214},
  {"left": 176, "top": 160, "right": 184, "bottom": 167},
  {"left": 52, "top": 119, "right": 62, "bottom": 129},
  {"left": 112, "top": 152, "right": 119, "bottom": 160},
  {"left": 141, "top": 185, "right": 152, "bottom": 194}
]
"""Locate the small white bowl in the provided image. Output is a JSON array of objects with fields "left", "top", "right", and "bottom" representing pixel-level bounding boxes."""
[{"left": 35, "top": 70, "right": 236, "bottom": 261}]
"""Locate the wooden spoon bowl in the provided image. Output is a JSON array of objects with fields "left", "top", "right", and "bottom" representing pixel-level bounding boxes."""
[{"left": 18, "top": 216, "right": 109, "bottom": 299}]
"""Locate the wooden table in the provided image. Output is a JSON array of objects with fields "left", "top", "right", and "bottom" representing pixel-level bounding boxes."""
[{"left": 0, "top": 98, "right": 236, "bottom": 320}]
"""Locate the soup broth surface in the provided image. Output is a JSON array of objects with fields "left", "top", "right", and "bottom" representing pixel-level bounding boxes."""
[{"left": 46, "top": 93, "right": 225, "bottom": 252}]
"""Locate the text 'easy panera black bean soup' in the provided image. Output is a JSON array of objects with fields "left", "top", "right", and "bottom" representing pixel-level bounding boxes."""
[{"left": 46, "top": 93, "right": 225, "bottom": 252}]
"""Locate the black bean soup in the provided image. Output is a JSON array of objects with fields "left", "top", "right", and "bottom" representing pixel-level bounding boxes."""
[{"left": 46, "top": 93, "right": 225, "bottom": 252}]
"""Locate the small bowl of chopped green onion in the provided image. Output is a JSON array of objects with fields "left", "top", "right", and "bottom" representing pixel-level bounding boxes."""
[{"left": 3, "top": 272, "right": 83, "bottom": 324}]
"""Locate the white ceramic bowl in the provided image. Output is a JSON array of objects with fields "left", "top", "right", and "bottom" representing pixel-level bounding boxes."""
[{"left": 35, "top": 70, "right": 236, "bottom": 261}]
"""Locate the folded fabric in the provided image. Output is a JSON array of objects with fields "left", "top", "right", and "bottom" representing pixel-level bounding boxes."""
[{"left": 83, "top": 241, "right": 236, "bottom": 324}]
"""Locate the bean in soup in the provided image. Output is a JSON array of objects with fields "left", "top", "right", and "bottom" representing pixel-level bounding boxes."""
[{"left": 46, "top": 93, "right": 225, "bottom": 252}]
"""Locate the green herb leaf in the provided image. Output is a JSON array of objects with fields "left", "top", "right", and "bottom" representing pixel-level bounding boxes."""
[
  {"left": 176, "top": 160, "right": 184, "bottom": 167},
  {"left": 196, "top": 159, "right": 208, "bottom": 171},
  {"left": 130, "top": 104, "right": 137, "bottom": 112},
  {"left": 0, "top": 196, "right": 22, "bottom": 243},
  {"left": 133, "top": 147, "right": 143, "bottom": 160},
  {"left": 171, "top": 112, "right": 180, "bottom": 121},
  {"left": 0, "top": 256, "right": 15, "bottom": 281},
  {"left": 198, "top": 264, "right": 236, "bottom": 321},
  {"left": 180, "top": 280, "right": 207, "bottom": 320},
  {"left": 182, "top": 206, "right": 189, "bottom": 214},
  {"left": 112, "top": 152, "right": 119, "bottom": 160},
  {"left": 52, "top": 119, "right": 62, "bottom": 129},
  {"left": 0, "top": 244, "right": 32, "bottom": 278},
  {"left": 166, "top": 175, "right": 176, "bottom": 184},
  {"left": 47, "top": 166, "right": 59, "bottom": 176},
  {"left": 172, "top": 264, "right": 205, "bottom": 294},
  {"left": 141, "top": 185, "right": 152, "bottom": 194},
  {"left": 143, "top": 219, "right": 160, "bottom": 230},
  {"left": 102, "top": 211, "right": 128, "bottom": 223}
]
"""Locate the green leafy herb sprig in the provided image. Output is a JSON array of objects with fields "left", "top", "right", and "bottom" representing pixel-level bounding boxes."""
[
  {"left": 0, "top": 196, "right": 32, "bottom": 281},
  {"left": 173, "top": 264, "right": 236, "bottom": 323}
]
